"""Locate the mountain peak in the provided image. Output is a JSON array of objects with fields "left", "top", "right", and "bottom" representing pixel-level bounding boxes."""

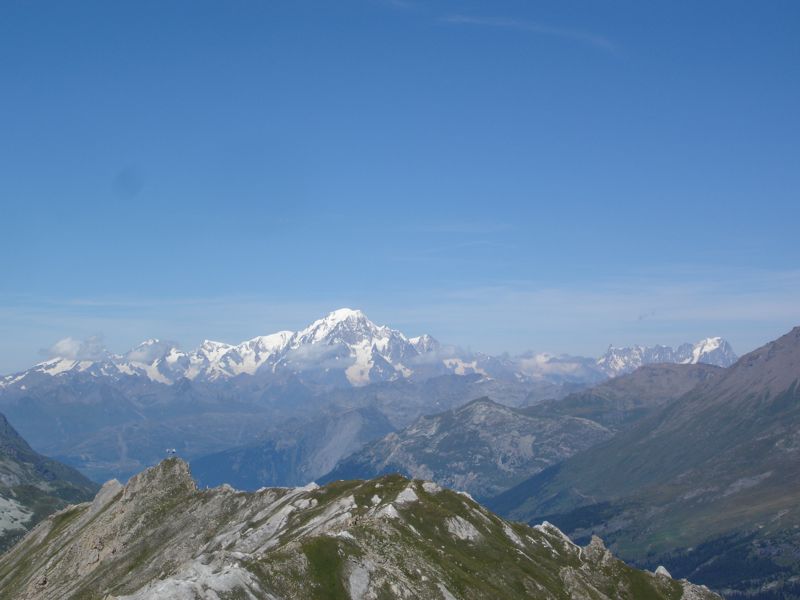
[
  {"left": 307, "top": 308, "right": 374, "bottom": 333},
  {"left": 296, "top": 308, "right": 388, "bottom": 348},
  {"left": 124, "top": 339, "right": 179, "bottom": 364},
  {"left": 409, "top": 333, "right": 440, "bottom": 354},
  {"left": 598, "top": 336, "right": 737, "bottom": 376},
  {"left": 122, "top": 457, "right": 196, "bottom": 502},
  {"left": 326, "top": 307, "right": 368, "bottom": 322},
  {"left": 198, "top": 339, "right": 233, "bottom": 358}
]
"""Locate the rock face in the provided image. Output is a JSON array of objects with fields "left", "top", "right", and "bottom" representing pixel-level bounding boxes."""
[
  {"left": 319, "top": 398, "right": 612, "bottom": 500},
  {"left": 0, "top": 458, "right": 719, "bottom": 600},
  {"left": 0, "top": 412, "right": 98, "bottom": 552}
]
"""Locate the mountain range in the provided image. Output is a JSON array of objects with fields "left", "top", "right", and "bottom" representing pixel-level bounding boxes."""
[
  {"left": 0, "top": 309, "right": 736, "bottom": 484},
  {"left": 597, "top": 337, "right": 737, "bottom": 377},
  {"left": 0, "top": 458, "right": 720, "bottom": 599},
  {"left": 490, "top": 327, "right": 800, "bottom": 598},
  {"left": 1, "top": 308, "right": 736, "bottom": 389},
  {"left": 0, "top": 311, "right": 793, "bottom": 598}
]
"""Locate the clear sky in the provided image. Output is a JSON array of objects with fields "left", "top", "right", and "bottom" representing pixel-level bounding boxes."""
[{"left": 1, "top": 0, "right": 799, "bottom": 372}]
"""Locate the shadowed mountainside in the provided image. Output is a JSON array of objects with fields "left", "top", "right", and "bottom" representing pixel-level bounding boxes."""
[{"left": 0, "top": 413, "right": 98, "bottom": 552}]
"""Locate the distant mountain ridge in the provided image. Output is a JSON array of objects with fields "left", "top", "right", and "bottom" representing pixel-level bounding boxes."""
[
  {"left": 1, "top": 308, "right": 592, "bottom": 389},
  {"left": 320, "top": 364, "right": 719, "bottom": 501},
  {"left": 1, "top": 308, "right": 736, "bottom": 389},
  {"left": 526, "top": 363, "right": 723, "bottom": 429},
  {"left": 319, "top": 397, "right": 613, "bottom": 500},
  {"left": 490, "top": 326, "right": 800, "bottom": 597},
  {"left": 597, "top": 337, "right": 737, "bottom": 376}
]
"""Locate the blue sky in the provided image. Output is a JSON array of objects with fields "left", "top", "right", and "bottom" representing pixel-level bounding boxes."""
[{"left": 1, "top": 0, "right": 799, "bottom": 372}]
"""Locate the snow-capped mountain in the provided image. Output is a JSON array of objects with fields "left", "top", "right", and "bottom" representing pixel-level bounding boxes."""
[
  {"left": 597, "top": 336, "right": 737, "bottom": 377},
  {"left": 0, "top": 312, "right": 740, "bottom": 486},
  {"left": 0, "top": 309, "right": 469, "bottom": 389},
  {"left": 0, "top": 309, "right": 737, "bottom": 390},
  {"left": 681, "top": 336, "right": 737, "bottom": 367}
]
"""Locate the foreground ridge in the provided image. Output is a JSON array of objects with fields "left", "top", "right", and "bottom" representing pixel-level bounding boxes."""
[{"left": 0, "top": 458, "right": 719, "bottom": 600}]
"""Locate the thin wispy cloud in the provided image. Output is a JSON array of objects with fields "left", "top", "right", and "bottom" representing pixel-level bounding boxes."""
[{"left": 443, "top": 15, "right": 617, "bottom": 52}]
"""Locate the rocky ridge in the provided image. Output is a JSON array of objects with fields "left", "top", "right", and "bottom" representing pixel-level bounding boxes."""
[{"left": 0, "top": 458, "right": 719, "bottom": 600}]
